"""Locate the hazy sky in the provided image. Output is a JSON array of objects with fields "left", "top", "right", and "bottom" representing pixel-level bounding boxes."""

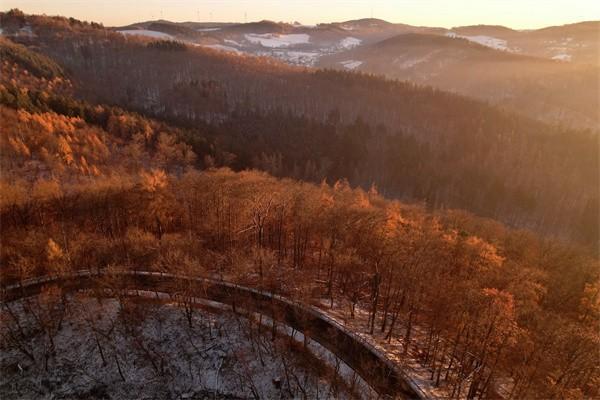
[{"left": 3, "top": 0, "right": 599, "bottom": 28}]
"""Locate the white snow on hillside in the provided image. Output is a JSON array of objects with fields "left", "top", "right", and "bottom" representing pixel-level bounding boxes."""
[
  {"left": 466, "top": 35, "right": 509, "bottom": 50},
  {"left": 245, "top": 33, "right": 310, "bottom": 48},
  {"left": 273, "top": 50, "right": 320, "bottom": 66},
  {"left": 446, "top": 31, "right": 510, "bottom": 51},
  {"left": 224, "top": 39, "right": 242, "bottom": 46},
  {"left": 203, "top": 44, "right": 243, "bottom": 54},
  {"left": 197, "top": 27, "right": 221, "bottom": 32},
  {"left": 552, "top": 53, "right": 572, "bottom": 61},
  {"left": 340, "top": 60, "right": 363, "bottom": 70},
  {"left": 395, "top": 54, "right": 433, "bottom": 69},
  {"left": 339, "top": 37, "right": 362, "bottom": 49},
  {"left": 1, "top": 296, "right": 358, "bottom": 399},
  {"left": 118, "top": 29, "right": 174, "bottom": 40}
]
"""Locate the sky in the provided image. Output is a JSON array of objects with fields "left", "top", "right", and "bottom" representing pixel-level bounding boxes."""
[{"left": 3, "top": 0, "right": 599, "bottom": 28}]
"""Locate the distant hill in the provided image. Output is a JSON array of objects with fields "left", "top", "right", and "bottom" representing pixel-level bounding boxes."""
[
  {"left": 318, "top": 32, "right": 600, "bottom": 129},
  {"left": 105, "top": 16, "right": 599, "bottom": 66},
  {"left": 451, "top": 24, "right": 519, "bottom": 37},
  {"left": 76, "top": 16, "right": 600, "bottom": 129}
]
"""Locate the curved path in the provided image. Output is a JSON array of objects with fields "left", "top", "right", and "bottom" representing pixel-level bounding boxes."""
[{"left": 1, "top": 270, "right": 426, "bottom": 400}]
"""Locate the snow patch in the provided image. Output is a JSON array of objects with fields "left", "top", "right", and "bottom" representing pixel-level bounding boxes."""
[
  {"left": 552, "top": 53, "right": 572, "bottom": 61},
  {"left": 446, "top": 31, "right": 510, "bottom": 51},
  {"left": 197, "top": 27, "right": 221, "bottom": 32},
  {"left": 203, "top": 44, "right": 243, "bottom": 54},
  {"left": 339, "top": 37, "right": 362, "bottom": 49},
  {"left": 466, "top": 35, "right": 508, "bottom": 50},
  {"left": 224, "top": 39, "right": 242, "bottom": 46},
  {"left": 1, "top": 296, "right": 358, "bottom": 399},
  {"left": 397, "top": 56, "right": 427, "bottom": 69},
  {"left": 118, "top": 29, "right": 174, "bottom": 40},
  {"left": 340, "top": 60, "right": 363, "bottom": 70},
  {"left": 245, "top": 33, "right": 310, "bottom": 48},
  {"left": 272, "top": 50, "right": 320, "bottom": 66}
]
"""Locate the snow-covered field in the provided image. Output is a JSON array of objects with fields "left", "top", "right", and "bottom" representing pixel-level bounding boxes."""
[
  {"left": 118, "top": 29, "right": 174, "bottom": 40},
  {"left": 340, "top": 60, "right": 363, "bottom": 70},
  {"left": 245, "top": 33, "right": 310, "bottom": 48},
  {"left": 1, "top": 295, "right": 357, "bottom": 399},
  {"left": 244, "top": 34, "right": 364, "bottom": 66},
  {"left": 203, "top": 44, "right": 243, "bottom": 54},
  {"left": 271, "top": 50, "right": 321, "bottom": 66},
  {"left": 446, "top": 31, "right": 510, "bottom": 51},
  {"left": 552, "top": 53, "right": 572, "bottom": 61},
  {"left": 338, "top": 37, "right": 362, "bottom": 49}
]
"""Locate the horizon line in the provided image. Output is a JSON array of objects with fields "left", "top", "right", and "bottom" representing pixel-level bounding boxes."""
[{"left": 3, "top": 8, "right": 598, "bottom": 31}]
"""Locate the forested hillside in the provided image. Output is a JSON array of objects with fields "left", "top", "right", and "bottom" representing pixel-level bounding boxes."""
[
  {"left": 108, "top": 16, "right": 600, "bottom": 130},
  {"left": 318, "top": 33, "right": 600, "bottom": 129},
  {"left": 3, "top": 165, "right": 599, "bottom": 398},
  {"left": 0, "top": 18, "right": 599, "bottom": 398},
  {"left": 0, "top": 38, "right": 215, "bottom": 181},
  {"left": 2, "top": 128, "right": 599, "bottom": 398},
  {"left": 1, "top": 10, "right": 597, "bottom": 249}
]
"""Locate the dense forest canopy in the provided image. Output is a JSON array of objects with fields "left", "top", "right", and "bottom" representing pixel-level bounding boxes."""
[
  {"left": 1, "top": 10, "right": 598, "bottom": 248},
  {"left": 0, "top": 8, "right": 599, "bottom": 400}
]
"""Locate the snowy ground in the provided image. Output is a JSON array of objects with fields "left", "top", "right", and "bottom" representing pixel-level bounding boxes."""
[
  {"left": 551, "top": 53, "right": 572, "bottom": 61},
  {"left": 245, "top": 33, "right": 311, "bottom": 48},
  {"left": 340, "top": 60, "right": 363, "bottom": 70},
  {"left": 213, "top": 33, "right": 363, "bottom": 67},
  {"left": 445, "top": 32, "right": 511, "bottom": 51},
  {"left": 202, "top": 44, "right": 243, "bottom": 54},
  {"left": 337, "top": 37, "right": 362, "bottom": 50},
  {"left": 1, "top": 295, "right": 358, "bottom": 399},
  {"left": 317, "top": 298, "right": 457, "bottom": 399},
  {"left": 118, "top": 29, "right": 175, "bottom": 40}
]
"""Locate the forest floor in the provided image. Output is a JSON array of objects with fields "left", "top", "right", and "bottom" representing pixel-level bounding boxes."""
[
  {"left": 0, "top": 295, "right": 359, "bottom": 400},
  {"left": 316, "top": 298, "right": 460, "bottom": 399}
]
